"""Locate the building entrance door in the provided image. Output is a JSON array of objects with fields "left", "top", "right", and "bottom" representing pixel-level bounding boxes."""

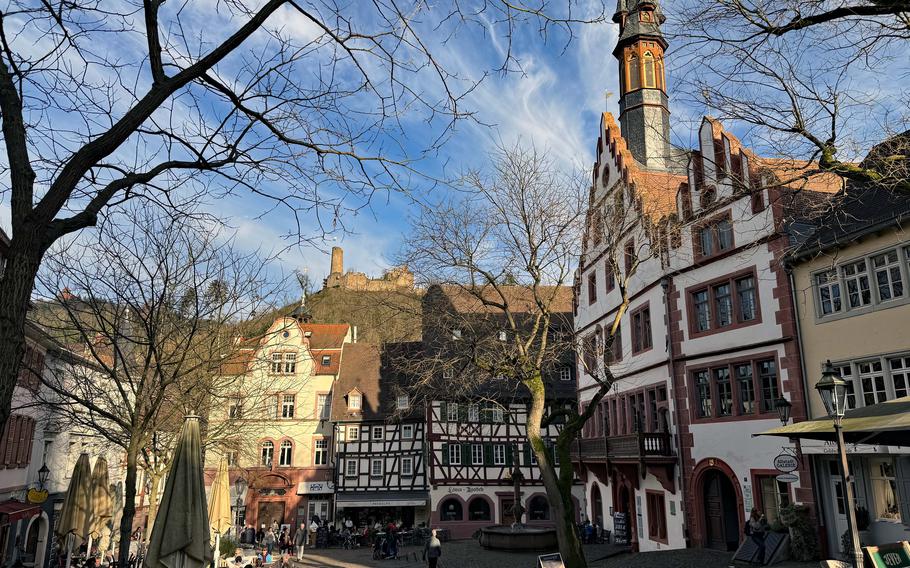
[
  {"left": 827, "top": 460, "right": 850, "bottom": 552},
  {"left": 258, "top": 501, "right": 286, "bottom": 528},
  {"left": 703, "top": 470, "right": 739, "bottom": 551}
]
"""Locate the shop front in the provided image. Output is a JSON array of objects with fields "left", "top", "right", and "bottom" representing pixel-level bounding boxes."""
[
  {"left": 296, "top": 480, "right": 335, "bottom": 527},
  {"left": 334, "top": 491, "right": 429, "bottom": 530}
]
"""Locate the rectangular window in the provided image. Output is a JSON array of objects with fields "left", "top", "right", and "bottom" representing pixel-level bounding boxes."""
[
  {"left": 646, "top": 492, "right": 667, "bottom": 542},
  {"left": 452, "top": 329, "right": 462, "bottom": 340},
  {"left": 714, "top": 367, "right": 732, "bottom": 416},
  {"left": 870, "top": 458, "right": 901, "bottom": 521},
  {"left": 402, "top": 424, "right": 414, "bottom": 439},
  {"left": 559, "top": 367, "right": 572, "bottom": 381},
  {"left": 758, "top": 360, "right": 779, "bottom": 413},
  {"left": 493, "top": 444, "right": 506, "bottom": 466},
  {"left": 229, "top": 400, "right": 243, "bottom": 419},
  {"left": 858, "top": 360, "right": 887, "bottom": 406},
  {"left": 321, "top": 355, "right": 331, "bottom": 366},
  {"left": 314, "top": 439, "right": 328, "bottom": 465},
  {"left": 836, "top": 363, "right": 857, "bottom": 410},
  {"left": 736, "top": 276, "right": 757, "bottom": 321},
  {"left": 348, "top": 393, "right": 362, "bottom": 410},
  {"left": 226, "top": 450, "right": 238, "bottom": 467},
  {"left": 872, "top": 250, "right": 904, "bottom": 301},
  {"left": 842, "top": 260, "right": 871, "bottom": 309},
  {"left": 583, "top": 332, "right": 598, "bottom": 374},
  {"left": 736, "top": 363, "right": 755, "bottom": 415},
  {"left": 372, "top": 426, "right": 383, "bottom": 440},
  {"left": 397, "top": 395, "right": 409, "bottom": 410},
  {"left": 605, "top": 323, "right": 622, "bottom": 364},
  {"left": 345, "top": 459, "right": 357, "bottom": 477},
  {"left": 401, "top": 457, "right": 414, "bottom": 477},
  {"left": 318, "top": 394, "right": 331, "bottom": 419},
  {"left": 491, "top": 407, "right": 504, "bottom": 423},
  {"left": 347, "top": 425, "right": 359, "bottom": 440},
  {"left": 693, "top": 290, "right": 710, "bottom": 332},
  {"left": 887, "top": 357, "right": 910, "bottom": 399},
  {"left": 443, "top": 368, "right": 454, "bottom": 379},
  {"left": 695, "top": 214, "right": 735, "bottom": 259},
  {"left": 606, "top": 263, "right": 616, "bottom": 292},
  {"left": 631, "top": 306, "right": 652, "bottom": 353},
  {"left": 281, "top": 394, "right": 295, "bottom": 419},
  {"left": 717, "top": 219, "right": 733, "bottom": 251},
  {"left": 758, "top": 475, "right": 791, "bottom": 524},
  {"left": 625, "top": 240, "right": 635, "bottom": 273},
  {"left": 284, "top": 352, "right": 297, "bottom": 374},
  {"left": 468, "top": 404, "right": 480, "bottom": 422},
  {"left": 270, "top": 353, "right": 283, "bottom": 374},
  {"left": 588, "top": 273, "right": 597, "bottom": 305},
  {"left": 714, "top": 283, "right": 733, "bottom": 327},
  {"left": 816, "top": 270, "right": 843, "bottom": 315},
  {"left": 472, "top": 444, "right": 483, "bottom": 465},
  {"left": 447, "top": 403, "right": 459, "bottom": 422},
  {"left": 369, "top": 458, "right": 382, "bottom": 477},
  {"left": 448, "top": 444, "right": 461, "bottom": 465},
  {"left": 278, "top": 442, "right": 292, "bottom": 466}
]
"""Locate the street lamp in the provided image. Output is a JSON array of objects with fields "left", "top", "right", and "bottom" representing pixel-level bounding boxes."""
[
  {"left": 37, "top": 463, "right": 50, "bottom": 490},
  {"left": 816, "top": 361, "right": 863, "bottom": 568},
  {"left": 774, "top": 397, "right": 792, "bottom": 426}
]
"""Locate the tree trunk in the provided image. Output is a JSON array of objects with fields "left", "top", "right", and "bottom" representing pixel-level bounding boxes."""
[
  {"left": 118, "top": 443, "right": 140, "bottom": 567},
  {"left": 144, "top": 471, "right": 162, "bottom": 543},
  {"left": 524, "top": 372, "right": 588, "bottom": 568},
  {"left": 0, "top": 235, "right": 45, "bottom": 429}
]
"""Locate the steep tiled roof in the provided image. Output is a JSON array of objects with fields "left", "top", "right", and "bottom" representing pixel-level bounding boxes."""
[
  {"left": 332, "top": 343, "right": 382, "bottom": 421},
  {"left": 436, "top": 285, "right": 573, "bottom": 314},
  {"left": 296, "top": 323, "right": 349, "bottom": 350},
  {"left": 219, "top": 348, "right": 255, "bottom": 376},
  {"left": 755, "top": 157, "right": 844, "bottom": 194},
  {"left": 310, "top": 348, "right": 341, "bottom": 375}
]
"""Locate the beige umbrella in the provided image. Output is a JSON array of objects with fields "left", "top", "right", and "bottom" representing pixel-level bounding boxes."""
[
  {"left": 88, "top": 457, "right": 112, "bottom": 557},
  {"left": 208, "top": 458, "right": 232, "bottom": 562},
  {"left": 146, "top": 416, "right": 212, "bottom": 568},
  {"left": 55, "top": 453, "right": 93, "bottom": 568}
]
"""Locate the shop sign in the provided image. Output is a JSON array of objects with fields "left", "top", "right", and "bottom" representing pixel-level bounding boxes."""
[
  {"left": 773, "top": 453, "right": 799, "bottom": 473},
  {"left": 538, "top": 553, "right": 565, "bottom": 568},
  {"left": 297, "top": 481, "right": 334, "bottom": 495},
  {"left": 775, "top": 473, "right": 799, "bottom": 484},
  {"left": 613, "top": 512, "right": 628, "bottom": 545},
  {"left": 863, "top": 541, "right": 910, "bottom": 568}
]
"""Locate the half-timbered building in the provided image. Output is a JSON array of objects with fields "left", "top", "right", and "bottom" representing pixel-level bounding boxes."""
[
  {"left": 331, "top": 342, "right": 430, "bottom": 528},
  {"left": 422, "top": 285, "right": 583, "bottom": 539}
]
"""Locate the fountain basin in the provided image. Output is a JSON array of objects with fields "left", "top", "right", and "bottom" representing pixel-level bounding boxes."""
[{"left": 478, "top": 525, "right": 558, "bottom": 551}]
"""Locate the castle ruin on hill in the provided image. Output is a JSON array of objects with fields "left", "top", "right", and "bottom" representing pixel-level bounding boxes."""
[{"left": 322, "top": 246, "right": 415, "bottom": 292}]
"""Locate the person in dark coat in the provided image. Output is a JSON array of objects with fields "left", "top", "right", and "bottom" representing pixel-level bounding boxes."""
[
  {"left": 423, "top": 529, "right": 442, "bottom": 568},
  {"left": 294, "top": 523, "right": 307, "bottom": 560}
]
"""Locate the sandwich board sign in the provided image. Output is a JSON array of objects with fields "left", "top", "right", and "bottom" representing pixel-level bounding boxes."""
[
  {"left": 538, "top": 553, "right": 565, "bottom": 568},
  {"left": 863, "top": 541, "right": 910, "bottom": 568}
]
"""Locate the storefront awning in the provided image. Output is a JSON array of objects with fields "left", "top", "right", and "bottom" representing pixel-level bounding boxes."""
[
  {"left": 0, "top": 500, "right": 40, "bottom": 523},
  {"left": 335, "top": 491, "right": 429, "bottom": 508},
  {"left": 756, "top": 396, "right": 910, "bottom": 446}
]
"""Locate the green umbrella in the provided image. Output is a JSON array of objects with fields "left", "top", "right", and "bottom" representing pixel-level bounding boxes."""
[
  {"left": 146, "top": 416, "right": 212, "bottom": 568},
  {"left": 55, "top": 453, "right": 92, "bottom": 568}
]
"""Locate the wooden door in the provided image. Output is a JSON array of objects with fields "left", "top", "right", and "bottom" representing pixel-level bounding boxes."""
[
  {"left": 704, "top": 473, "right": 726, "bottom": 550},
  {"left": 258, "top": 501, "right": 286, "bottom": 528}
]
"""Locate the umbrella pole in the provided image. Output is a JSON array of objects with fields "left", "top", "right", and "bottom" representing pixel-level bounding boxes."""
[
  {"left": 87, "top": 535, "right": 94, "bottom": 559},
  {"left": 214, "top": 532, "right": 221, "bottom": 567},
  {"left": 64, "top": 542, "right": 72, "bottom": 568}
]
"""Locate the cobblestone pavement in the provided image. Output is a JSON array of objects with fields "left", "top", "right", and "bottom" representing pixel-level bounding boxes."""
[{"left": 288, "top": 541, "right": 818, "bottom": 568}]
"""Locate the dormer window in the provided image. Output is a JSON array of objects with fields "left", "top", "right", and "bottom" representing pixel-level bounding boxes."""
[
  {"left": 498, "top": 330, "right": 508, "bottom": 342},
  {"left": 396, "top": 395, "right": 409, "bottom": 410},
  {"left": 452, "top": 329, "right": 462, "bottom": 340},
  {"left": 640, "top": 10, "right": 652, "bottom": 22},
  {"left": 348, "top": 392, "right": 362, "bottom": 410},
  {"left": 321, "top": 355, "right": 331, "bottom": 366}
]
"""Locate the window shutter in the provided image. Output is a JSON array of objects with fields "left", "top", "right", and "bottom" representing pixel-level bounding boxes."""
[
  {"left": 439, "top": 402, "right": 447, "bottom": 423},
  {"left": 505, "top": 445, "right": 514, "bottom": 466},
  {"left": 897, "top": 457, "right": 910, "bottom": 525},
  {"left": 522, "top": 443, "right": 532, "bottom": 466},
  {"left": 0, "top": 418, "right": 8, "bottom": 469},
  {"left": 461, "top": 443, "right": 471, "bottom": 464},
  {"left": 458, "top": 404, "right": 468, "bottom": 423},
  {"left": 6, "top": 416, "right": 19, "bottom": 466},
  {"left": 16, "top": 417, "right": 32, "bottom": 465},
  {"left": 483, "top": 443, "right": 493, "bottom": 466},
  {"left": 442, "top": 443, "right": 449, "bottom": 465}
]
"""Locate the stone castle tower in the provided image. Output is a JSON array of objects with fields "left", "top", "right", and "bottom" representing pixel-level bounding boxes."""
[
  {"left": 614, "top": 0, "right": 672, "bottom": 171},
  {"left": 322, "top": 246, "right": 415, "bottom": 292}
]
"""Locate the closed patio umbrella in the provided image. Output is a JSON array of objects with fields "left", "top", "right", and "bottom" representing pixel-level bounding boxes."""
[
  {"left": 55, "top": 452, "right": 93, "bottom": 568},
  {"left": 88, "top": 456, "right": 112, "bottom": 557},
  {"left": 146, "top": 416, "right": 211, "bottom": 568},
  {"left": 208, "top": 458, "right": 232, "bottom": 561}
]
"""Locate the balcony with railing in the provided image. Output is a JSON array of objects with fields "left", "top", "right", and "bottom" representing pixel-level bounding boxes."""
[{"left": 571, "top": 431, "right": 673, "bottom": 462}]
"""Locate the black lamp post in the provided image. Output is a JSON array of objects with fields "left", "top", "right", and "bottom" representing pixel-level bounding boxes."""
[
  {"left": 816, "top": 360, "right": 863, "bottom": 568},
  {"left": 774, "top": 397, "right": 792, "bottom": 426},
  {"left": 37, "top": 463, "right": 50, "bottom": 490}
]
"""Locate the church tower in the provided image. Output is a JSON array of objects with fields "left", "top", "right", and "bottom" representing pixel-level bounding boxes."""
[{"left": 613, "top": 0, "right": 672, "bottom": 170}]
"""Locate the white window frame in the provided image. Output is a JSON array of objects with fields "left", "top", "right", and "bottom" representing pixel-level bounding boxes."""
[
  {"left": 317, "top": 394, "right": 331, "bottom": 419},
  {"left": 452, "top": 329, "right": 462, "bottom": 340},
  {"left": 229, "top": 399, "right": 243, "bottom": 419},
  {"left": 448, "top": 444, "right": 461, "bottom": 465},
  {"left": 491, "top": 407, "right": 504, "bottom": 423},
  {"left": 281, "top": 394, "right": 295, "bottom": 419},
  {"left": 372, "top": 425, "right": 383, "bottom": 441},
  {"left": 260, "top": 441, "right": 274, "bottom": 466},
  {"left": 869, "top": 457, "right": 901, "bottom": 521},
  {"left": 348, "top": 392, "right": 362, "bottom": 410},
  {"left": 321, "top": 354, "right": 331, "bottom": 366},
  {"left": 370, "top": 458, "right": 383, "bottom": 477},
  {"left": 831, "top": 352, "right": 910, "bottom": 410},
  {"left": 471, "top": 444, "right": 483, "bottom": 465},
  {"left": 401, "top": 457, "right": 414, "bottom": 477},
  {"left": 278, "top": 440, "right": 292, "bottom": 466},
  {"left": 401, "top": 424, "right": 414, "bottom": 439},
  {"left": 313, "top": 439, "right": 328, "bottom": 466},
  {"left": 442, "top": 368, "right": 454, "bottom": 379},
  {"left": 493, "top": 444, "right": 506, "bottom": 466},
  {"left": 270, "top": 353, "right": 283, "bottom": 374},
  {"left": 397, "top": 395, "right": 409, "bottom": 410},
  {"left": 858, "top": 359, "right": 887, "bottom": 406},
  {"left": 815, "top": 269, "right": 843, "bottom": 316},
  {"left": 447, "top": 403, "right": 459, "bottom": 422},
  {"left": 468, "top": 404, "right": 479, "bottom": 422},
  {"left": 871, "top": 249, "right": 904, "bottom": 302},
  {"left": 347, "top": 425, "right": 359, "bottom": 440},
  {"left": 559, "top": 367, "right": 572, "bottom": 381},
  {"left": 498, "top": 330, "right": 507, "bottom": 341},
  {"left": 284, "top": 352, "right": 297, "bottom": 374},
  {"left": 345, "top": 459, "right": 357, "bottom": 477}
]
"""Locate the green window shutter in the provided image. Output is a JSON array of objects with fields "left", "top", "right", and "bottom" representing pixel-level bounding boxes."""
[
  {"left": 505, "top": 444, "right": 514, "bottom": 466},
  {"left": 458, "top": 404, "right": 467, "bottom": 423},
  {"left": 462, "top": 443, "right": 471, "bottom": 464},
  {"left": 442, "top": 443, "right": 449, "bottom": 465},
  {"left": 439, "top": 402, "right": 447, "bottom": 422},
  {"left": 483, "top": 443, "right": 493, "bottom": 466},
  {"left": 523, "top": 443, "right": 532, "bottom": 466}
]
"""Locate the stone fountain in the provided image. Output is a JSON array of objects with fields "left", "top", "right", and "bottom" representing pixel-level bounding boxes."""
[{"left": 478, "top": 448, "right": 558, "bottom": 551}]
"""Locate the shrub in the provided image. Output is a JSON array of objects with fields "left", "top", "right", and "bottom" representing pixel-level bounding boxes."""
[
  {"left": 778, "top": 504, "right": 818, "bottom": 562},
  {"left": 218, "top": 535, "right": 239, "bottom": 559}
]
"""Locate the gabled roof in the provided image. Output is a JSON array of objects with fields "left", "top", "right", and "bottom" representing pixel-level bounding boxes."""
[
  {"left": 755, "top": 157, "right": 843, "bottom": 194},
  {"left": 311, "top": 348, "right": 341, "bottom": 375},
  {"left": 433, "top": 284, "right": 573, "bottom": 315},
  {"left": 331, "top": 342, "right": 423, "bottom": 423},
  {"left": 296, "top": 323, "right": 350, "bottom": 350}
]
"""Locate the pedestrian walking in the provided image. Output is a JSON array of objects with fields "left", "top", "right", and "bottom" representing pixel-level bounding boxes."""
[
  {"left": 423, "top": 529, "right": 442, "bottom": 568},
  {"left": 264, "top": 528, "right": 276, "bottom": 555},
  {"left": 294, "top": 523, "right": 307, "bottom": 560}
]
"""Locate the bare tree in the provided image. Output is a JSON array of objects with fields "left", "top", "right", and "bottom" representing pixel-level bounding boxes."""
[
  {"left": 672, "top": 0, "right": 910, "bottom": 190},
  {"left": 0, "top": 0, "right": 609, "bottom": 436},
  {"left": 33, "top": 206, "right": 279, "bottom": 566},
  {"left": 398, "top": 144, "right": 636, "bottom": 568}
]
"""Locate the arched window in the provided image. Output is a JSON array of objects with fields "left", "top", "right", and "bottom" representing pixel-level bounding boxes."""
[
  {"left": 260, "top": 441, "right": 274, "bottom": 466},
  {"left": 278, "top": 440, "right": 292, "bottom": 466},
  {"left": 528, "top": 495, "right": 550, "bottom": 520},
  {"left": 643, "top": 52, "right": 655, "bottom": 88},
  {"left": 440, "top": 498, "right": 463, "bottom": 521},
  {"left": 468, "top": 498, "right": 491, "bottom": 521},
  {"left": 628, "top": 53, "right": 640, "bottom": 91}
]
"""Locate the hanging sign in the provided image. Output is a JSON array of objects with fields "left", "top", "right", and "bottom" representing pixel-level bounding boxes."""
[
  {"left": 863, "top": 541, "right": 910, "bottom": 568},
  {"left": 773, "top": 453, "right": 799, "bottom": 473},
  {"left": 775, "top": 473, "right": 799, "bottom": 484},
  {"left": 538, "top": 553, "right": 565, "bottom": 568}
]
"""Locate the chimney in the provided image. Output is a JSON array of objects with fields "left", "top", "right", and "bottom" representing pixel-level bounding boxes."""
[{"left": 330, "top": 246, "right": 344, "bottom": 275}]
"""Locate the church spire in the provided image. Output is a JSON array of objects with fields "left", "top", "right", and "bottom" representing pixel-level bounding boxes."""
[{"left": 613, "top": 0, "right": 672, "bottom": 170}]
